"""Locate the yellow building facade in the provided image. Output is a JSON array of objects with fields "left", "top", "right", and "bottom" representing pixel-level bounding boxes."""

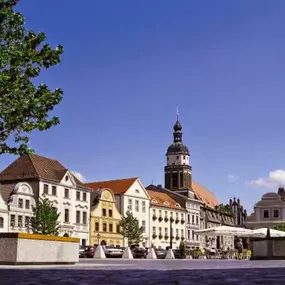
[{"left": 89, "top": 188, "right": 123, "bottom": 247}]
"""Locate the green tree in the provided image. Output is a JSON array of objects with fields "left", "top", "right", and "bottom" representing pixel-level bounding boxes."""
[
  {"left": 215, "top": 203, "right": 234, "bottom": 216},
  {"left": 28, "top": 198, "right": 60, "bottom": 235},
  {"left": 119, "top": 210, "right": 144, "bottom": 246},
  {"left": 0, "top": 0, "right": 64, "bottom": 155},
  {"left": 274, "top": 223, "right": 285, "bottom": 232},
  {"left": 179, "top": 240, "right": 186, "bottom": 259}
]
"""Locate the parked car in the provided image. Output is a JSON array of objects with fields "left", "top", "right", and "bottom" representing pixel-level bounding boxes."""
[
  {"left": 79, "top": 245, "right": 85, "bottom": 258},
  {"left": 81, "top": 246, "right": 96, "bottom": 258},
  {"left": 130, "top": 244, "right": 147, "bottom": 258},
  {"left": 156, "top": 249, "right": 167, "bottom": 259},
  {"left": 103, "top": 246, "right": 123, "bottom": 258}
]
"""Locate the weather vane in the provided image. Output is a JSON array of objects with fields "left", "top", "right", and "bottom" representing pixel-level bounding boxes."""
[{"left": 176, "top": 106, "right": 179, "bottom": 120}]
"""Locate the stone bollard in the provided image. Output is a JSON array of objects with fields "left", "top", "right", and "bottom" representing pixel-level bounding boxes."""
[
  {"left": 93, "top": 245, "right": 106, "bottom": 259},
  {"left": 165, "top": 248, "right": 175, "bottom": 259},
  {"left": 122, "top": 247, "right": 133, "bottom": 259},
  {"left": 146, "top": 248, "right": 157, "bottom": 259}
]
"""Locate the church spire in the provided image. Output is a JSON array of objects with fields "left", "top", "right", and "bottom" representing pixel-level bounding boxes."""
[{"left": 173, "top": 108, "right": 182, "bottom": 142}]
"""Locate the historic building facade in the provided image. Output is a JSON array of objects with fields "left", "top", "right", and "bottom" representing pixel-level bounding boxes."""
[
  {"left": 0, "top": 154, "right": 91, "bottom": 245},
  {"left": 0, "top": 185, "right": 9, "bottom": 232},
  {"left": 89, "top": 187, "right": 123, "bottom": 247},
  {"left": 86, "top": 177, "right": 151, "bottom": 247},
  {"left": 158, "top": 114, "right": 235, "bottom": 249},
  {"left": 147, "top": 189, "right": 186, "bottom": 249},
  {"left": 245, "top": 187, "right": 285, "bottom": 229}
]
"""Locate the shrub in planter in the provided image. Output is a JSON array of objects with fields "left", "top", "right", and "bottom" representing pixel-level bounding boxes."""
[
  {"left": 158, "top": 217, "right": 163, "bottom": 222},
  {"left": 175, "top": 219, "right": 179, "bottom": 224},
  {"left": 181, "top": 220, "right": 185, "bottom": 224},
  {"left": 171, "top": 236, "right": 175, "bottom": 240},
  {"left": 152, "top": 215, "right": 157, "bottom": 221},
  {"left": 159, "top": 234, "right": 163, "bottom": 239},
  {"left": 175, "top": 236, "right": 180, "bottom": 240},
  {"left": 152, "top": 234, "right": 157, "bottom": 239},
  {"left": 164, "top": 217, "right": 169, "bottom": 222},
  {"left": 181, "top": 237, "right": 185, "bottom": 241},
  {"left": 164, "top": 235, "right": 169, "bottom": 240},
  {"left": 170, "top": 217, "right": 174, "bottom": 223}
]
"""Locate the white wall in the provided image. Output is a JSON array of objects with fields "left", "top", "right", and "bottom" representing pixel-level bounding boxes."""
[
  {"left": 150, "top": 206, "right": 186, "bottom": 249},
  {"left": 0, "top": 187, "right": 9, "bottom": 233},
  {"left": 167, "top": 154, "right": 189, "bottom": 166},
  {"left": 38, "top": 171, "right": 90, "bottom": 245},
  {"left": 121, "top": 178, "right": 150, "bottom": 246},
  {"left": 8, "top": 182, "right": 36, "bottom": 233}
]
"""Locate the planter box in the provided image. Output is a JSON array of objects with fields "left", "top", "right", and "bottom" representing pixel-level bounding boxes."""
[{"left": 0, "top": 233, "right": 79, "bottom": 265}]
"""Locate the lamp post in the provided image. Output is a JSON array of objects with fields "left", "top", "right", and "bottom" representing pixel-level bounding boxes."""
[
  {"left": 97, "top": 233, "right": 101, "bottom": 246},
  {"left": 170, "top": 217, "right": 174, "bottom": 249}
]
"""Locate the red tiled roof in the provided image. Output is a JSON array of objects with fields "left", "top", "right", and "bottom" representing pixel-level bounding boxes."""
[
  {"left": 85, "top": 177, "right": 137, "bottom": 195},
  {"left": 147, "top": 189, "right": 183, "bottom": 210}
]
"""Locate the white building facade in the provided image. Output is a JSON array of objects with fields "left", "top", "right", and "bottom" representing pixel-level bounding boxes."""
[
  {"left": 148, "top": 190, "right": 186, "bottom": 249},
  {"left": 0, "top": 185, "right": 9, "bottom": 233}
]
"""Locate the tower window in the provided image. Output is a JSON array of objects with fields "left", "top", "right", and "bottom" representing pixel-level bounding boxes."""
[
  {"left": 183, "top": 156, "right": 186, "bottom": 159},
  {"left": 172, "top": 173, "right": 178, "bottom": 187},
  {"left": 176, "top": 156, "right": 179, "bottom": 160}
]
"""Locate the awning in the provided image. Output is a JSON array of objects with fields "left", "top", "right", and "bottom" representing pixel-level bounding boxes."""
[
  {"left": 251, "top": 228, "right": 285, "bottom": 238},
  {"left": 194, "top": 225, "right": 254, "bottom": 237}
]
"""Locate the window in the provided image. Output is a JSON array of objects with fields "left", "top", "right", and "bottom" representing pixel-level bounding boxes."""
[
  {"left": 273, "top": 209, "right": 280, "bottom": 218},
  {"left": 128, "top": 199, "right": 132, "bottom": 211},
  {"left": 165, "top": 211, "right": 168, "bottom": 217},
  {"left": 176, "top": 213, "right": 179, "bottom": 219},
  {"left": 192, "top": 231, "right": 195, "bottom": 240},
  {"left": 109, "top": 223, "right": 113, "bottom": 232},
  {"left": 183, "top": 156, "right": 186, "bottom": 159},
  {"left": 18, "top": 198, "right": 23, "bottom": 208},
  {"left": 181, "top": 213, "right": 184, "bottom": 220},
  {"left": 187, "top": 230, "right": 190, "bottom": 239},
  {"left": 102, "top": 209, "right": 106, "bottom": 217},
  {"left": 64, "top": 188, "right": 69, "bottom": 198},
  {"left": 142, "top": 220, "right": 146, "bottom": 233},
  {"left": 170, "top": 212, "right": 173, "bottom": 217},
  {"left": 181, "top": 229, "right": 184, "bottom": 238},
  {"left": 196, "top": 215, "right": 199, "bottom": 225},
  {"left": 103, "top": 223, "right": 107, "bottom": 232},
  {"left": 187, "top": 214, "right": 190, "bottom": 224},
  {"left": 25, "top": 216, "right": 30, "bottom": 227},
  {"left": 159, "top": 227, "right": 162, "bottom": 234},
  {"left": 43, "top": 184, "right": 49, "bottom": 194},
  {"left": 264, "top": 210, "right": 269, "bottom": 218},
  {"left": 83, "top": 212, "right": 87, "bottom": 225},
  {"left": 95, "top": 222, "right": 99, "bottom": 231},
  {"left": 164, "top": 228, "right": 168, "bottom": 235},
  {"left": 0, "top": 217, "right": 3, "bottom": 228},
  {"left": 76, "top": 191, "right": 80, "bottom": 200},
  {"left": 192, "top": 215, "right": 194, "bottom": 224},
  {"left": 83, "top": 192, "right": 87, "bottom": 201},
  {"left": 135, "top": 200, "right": 139, "bottom": 212},
  {"left": 142, "top": 201, "right": 146, "bottom": 213},
  {"left": 159, "top": 210, "right": 162, "bottom": 217},
  {"left": 152, "top": 226, "right": 156, "bottom": 234},
  {"left": 109, "top": 209, "right": 113, "bottom": 217},
  {"left": 52, "top": 186, "right": 57, "bottom": 196},
  {"left": 176, "top": 156, "right": 179, "bottom": 159},
  {"left": 18, "top": 215, "right": 23, "bottom": 227},
  {"left": 196, "top": 234, "right": 199, "bottom": 240},
  {"left": 10, "top": 215, "right": 15, "bottom": 226},
  {"left": 76, "top": 211, "right": 80, "bottom": 224},
  {"left": 176, "top": 229, "right": 179, "bottom": 236},
  {"left": 116, "top": 224, "right": 120, "bottom": 233},
  {"left": 25, "top": 200, "right": 30, "bottom": 209},
  {"left": 64, "top": 209, "right": 69, "bottom": 223}
]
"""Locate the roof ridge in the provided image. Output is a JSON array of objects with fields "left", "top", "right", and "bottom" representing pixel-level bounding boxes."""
[
  {"left": 27, "top": 154, "right": 40, "bottom": 178},
  {"left": 86, "top": 177, "right": 138, "bottom": 184}
]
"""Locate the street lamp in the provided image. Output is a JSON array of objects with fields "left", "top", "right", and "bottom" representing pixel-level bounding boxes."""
[
  {"left": 97, "top": 233, "right": 101, "bottom": 245},
  {"left": 170, "top": 217, "right": 174, "bottom": 249}
]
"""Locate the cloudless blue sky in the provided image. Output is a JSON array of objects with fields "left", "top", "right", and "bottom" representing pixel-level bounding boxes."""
[{"left": 1, "top": 0, "right": 285, "bottom": 212}]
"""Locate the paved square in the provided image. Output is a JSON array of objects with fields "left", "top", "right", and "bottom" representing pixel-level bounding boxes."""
[{"left": 1, "top": 259, "right": 285, "bottom": 284}]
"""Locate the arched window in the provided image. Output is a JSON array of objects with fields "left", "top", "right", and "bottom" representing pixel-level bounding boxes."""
[
  {"left": 151, "top": 199, "right": 158, "bottom": 204},
  {"left": 0, "top": 217, "right": 4, "bottom": 228},
  {"left": 164, "top": 201, "right": 170, "bottom": 206}
]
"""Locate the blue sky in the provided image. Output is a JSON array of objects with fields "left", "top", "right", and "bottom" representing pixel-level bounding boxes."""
[{"left": 1, "top": 0, "right": 285, "bottom": 212}]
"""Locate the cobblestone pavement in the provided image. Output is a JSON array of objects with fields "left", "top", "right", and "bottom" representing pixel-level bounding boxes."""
[{"left": 1, "top": 260, "right": 285, "bottom": 285}]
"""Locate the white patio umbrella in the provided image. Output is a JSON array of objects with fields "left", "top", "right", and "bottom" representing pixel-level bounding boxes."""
[
  {"left": 251, "top": 228, "right": 285, "bottom": 238},
  {"left": 194, "top": 225, "right": 255, "bottom": 237}
]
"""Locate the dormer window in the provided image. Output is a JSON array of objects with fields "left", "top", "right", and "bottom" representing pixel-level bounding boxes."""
[
  {"left": 175, "top": 203, "right": 181, "bottom": 207},
  {"left": 151, "top": 199, "right": 158, "bottom": 204},
  {"left": 164, "top": 201, "right": 170, "bottom": 206},
  {"left": 135, "top": 189, "right": 139, "bottom": 194},
  {"left": 65, "top": 176, "right": 69, "bottom": 181}
]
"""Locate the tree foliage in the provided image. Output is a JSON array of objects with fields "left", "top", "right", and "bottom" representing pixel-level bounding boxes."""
[
  {"left": 119, "top": 210, "right": 144, "bottom": 245},
  {"left": 179, "top": 240, "right": 186, "bottom": 259},
  {"left": 215, "top": 203, "right": 234, "bottom": 216},
  {"left": 274, "top": 223, "right": 285, "bottom": 232},
  {"left": 28, "top": 198, "right": 60, "bottom": 235},
  {"left": 0, "top": 0, "right": 64, "bottom": 155}
]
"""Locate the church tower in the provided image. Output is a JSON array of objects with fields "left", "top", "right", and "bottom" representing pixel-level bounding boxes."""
[{"left": 164, "top": 111, "right": 194, "bottom": 197}]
